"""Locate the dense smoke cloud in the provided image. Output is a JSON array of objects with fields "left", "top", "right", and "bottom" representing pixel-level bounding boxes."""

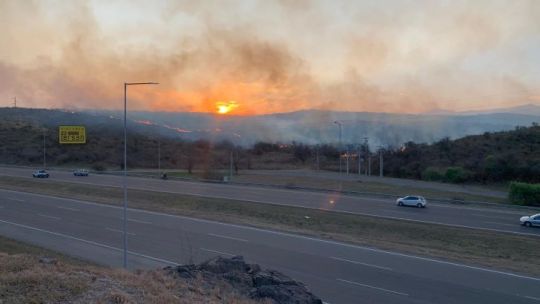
[{"left": 0, "top": 0, "right": 539, "bottom": 114}]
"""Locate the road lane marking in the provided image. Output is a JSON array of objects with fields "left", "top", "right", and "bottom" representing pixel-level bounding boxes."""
[
  {"left": 0, "top": 218, "right": 178, "bottom": 265},
  {"left": 471, "top": 214, "right": 510, "bottom": 219},
  {"left": 6, "top": 197, "right": 25, "bottom": 202},
  {"left": 208, "top": 233, "right": 248, "bottom": 242},
  {"left": 337, "top": 278, "right": 409, "bottom": 296},
  {"left": 37, "top": 214, "right": 60, "bottom": 220},
  {"left": 127, "top": 218, "right": 152, "bottom": 225},
  {"left": 483, "top": 221, "right": 518, "bottom": 227},
  {"left": 330, "top": 257, "right": 393, "bottom": 271},
  {"left": 200, "top": 248, "right": 236, "bottom": 257},
  {"left": 2, "top": 188, "right": 540, "bottom": 282},
  {"left": 56, "top": 206, "right": 80, "bottom": 212},
  {"left": 106, "top": 227, "right": 136, "bottom": 236}
]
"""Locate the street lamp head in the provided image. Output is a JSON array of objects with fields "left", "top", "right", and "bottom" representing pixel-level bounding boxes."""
[{"left": 125, "top": 82, "right": 160, "bottom": 86}]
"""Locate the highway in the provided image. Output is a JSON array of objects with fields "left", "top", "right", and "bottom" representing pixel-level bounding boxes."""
[
  {"left": 0, "top": 167, "right": 538, "bottom": 237},
  {"left": 0, "top": 189, "right": 539, "bottom": 304}
]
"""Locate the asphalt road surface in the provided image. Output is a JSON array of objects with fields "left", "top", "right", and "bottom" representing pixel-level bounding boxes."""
[
  {"left": 0, "top": 167, "right": 538, "bottom": 237},
  {"left": 0, "top": 189, "right": 539, "bottom": 304}
]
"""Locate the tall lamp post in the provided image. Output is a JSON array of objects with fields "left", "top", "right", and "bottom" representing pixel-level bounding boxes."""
[
  {"left": 334, "top": 121, "right": 343, "bottom": 174},
  {"left": 123, "top": 82, "right": 159, "bottom": 269},
  {"left": 43, "top": 129, "right": 47, "bottom": 169}
]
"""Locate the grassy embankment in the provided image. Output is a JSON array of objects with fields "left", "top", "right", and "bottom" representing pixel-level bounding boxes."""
[{"left": 0, "top": 235, "right": 260, "bottom": 304}]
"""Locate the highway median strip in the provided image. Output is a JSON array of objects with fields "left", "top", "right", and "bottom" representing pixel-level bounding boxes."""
[{"left": 0, "top": 175, "right": 539, "bottom": 277}]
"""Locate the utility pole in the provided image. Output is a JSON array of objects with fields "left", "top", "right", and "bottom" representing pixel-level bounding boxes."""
[
  {"left": 43, "top": 129, "right": 46, "bottom": 169},
  {"left": 229, "top": 150, "right": 233, "bottom": 180},
  {"left": 379, "top": 147, "right": 384, "bottom": 177},
  {"left": 368, "top": 153, "right": 371, "bottom": 176},
  {"left": 363, "top": 137, "right": 369, "bottom": 175},
  {"left": 13, "top": 97, "right": 17, "bottom": 108},
  {"left": 346, "top": 145, "right": 350, "bottom": 175},
  {"left": 357, "top": 145, "right": 362, "bottom": 175},
  {"left": 157, "top": 139, "right": 161, "bottom": 176},
  {"left": 334, "top": 121, "right": 343, "bottom": 174}
]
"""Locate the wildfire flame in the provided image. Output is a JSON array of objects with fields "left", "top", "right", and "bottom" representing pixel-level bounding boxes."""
[{"left": 216, "top": 101, "right": 239, "bottom": 114}]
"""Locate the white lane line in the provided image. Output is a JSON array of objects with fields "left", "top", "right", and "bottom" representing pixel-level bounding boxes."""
[
  {"left": 37, "top": 214, "right": 60, "bottom": 220},
  {"left": 471, "top": 214, "right": 508, "bottom": 219},
  {"left": 2, "top": 189, "right": 540, "bottom": 282},
  {"left": 0, "top": 218, "right": 178, "bottom": 265},
  {"left": 330, "top": 257, "right": 393, "bottom": 271},
  {"left": 208, "top": 233, "right": 248, "bottom": 242},
  {"left": 127, "top": 218, "right": 152, "bottom": 225},
  {"left": 56, "top": 206, "right": 80, "bottom": 212},
  {"left": 524, "top": 295, "right": 540, "bottom": 301},
  {"left": 106, "top": 227, "right": 136, "bottom": 236},
  {"left": 6, "top": 197, "right": 25, "bottom": 202},
  {"left": 200, "top": 248, "right": 236, "bottom": 257},
  {"left": 483, "top": 221, "right": 518, "bottom": 227},
  {"left": 337, "top": 278, "right": 409, "bottom": 296}
]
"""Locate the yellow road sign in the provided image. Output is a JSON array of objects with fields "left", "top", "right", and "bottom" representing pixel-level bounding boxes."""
[{"left": 59, "top": 125, "right": 86, "bottom": 144}]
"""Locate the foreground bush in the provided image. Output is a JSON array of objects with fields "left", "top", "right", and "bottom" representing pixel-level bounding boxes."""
[{"left": 509, "top": 182, "right": 540, "bottom": 206}]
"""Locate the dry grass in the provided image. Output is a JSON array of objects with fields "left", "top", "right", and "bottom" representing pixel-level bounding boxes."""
[
  {"left": 0, "top": 176, "right": 539, "bottom": 277},
  {"left": 232, "top": 174, "right": 507, "bottom": 203},
  {"left": 0, "top": 236, "right": 261, "bottom": 304}
]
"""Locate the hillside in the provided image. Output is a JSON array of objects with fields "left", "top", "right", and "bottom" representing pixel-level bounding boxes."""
[
  {"left": 2, "top": 107, "right": 539, "bottom": 147},
  {"left": 0, "top": 107, "right": 539, "bottom": 183},
  {"left": 382, "top": 124, "right": 540, "bottom": 183}
]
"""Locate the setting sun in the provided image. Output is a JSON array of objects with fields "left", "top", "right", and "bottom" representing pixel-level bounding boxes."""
[{"left": 216, "top": 101, "right": 239, "bottom": 114}]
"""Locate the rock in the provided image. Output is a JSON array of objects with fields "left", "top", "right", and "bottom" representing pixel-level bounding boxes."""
[
  {"left": 253, "top": 270, "right": 298, "bottom": 287},
  {"left": 199, "top": 255, "right": 250, "bottom": 274},
  {"left": 251, "top": 284, "right": 323, "bottom": 304},
  {"left": 39, "top": 257, "right": 58, "bottom": 265},
  {"left": 165, "top": 256, "right": 322, "bottom": 304}
]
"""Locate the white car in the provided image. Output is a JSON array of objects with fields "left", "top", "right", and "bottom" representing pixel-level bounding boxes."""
[
  {"left": 520, "top": 214, "right": 540, "bottom": 227},
  {"left": 396, "top": 196, "right": 427, "bottom": 208},
  {"left": 73, "top": 169, "right": 89, "bottom": 176}
]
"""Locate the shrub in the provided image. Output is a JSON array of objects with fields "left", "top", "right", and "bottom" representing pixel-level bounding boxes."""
[
  {"left": 91, "top": 163, "right": 106, "bottom": 171},
  {"left": 444, "top": 167, "right": 471, "bottom": 183},
  {"left": 421, "top": 167, "right": 444, "bottom": 181},
  {"left": 509, "top": 182, "right": 540, "bottom": 206}
]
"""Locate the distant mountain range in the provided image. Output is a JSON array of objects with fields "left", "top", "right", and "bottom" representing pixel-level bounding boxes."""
[{"left": 1, "top": 104, "right": 539, "bottom": 147}]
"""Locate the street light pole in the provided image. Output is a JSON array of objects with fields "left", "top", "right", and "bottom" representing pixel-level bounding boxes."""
[
  {"left": 379, "top": 147, "right": 384, "bottom": 177},
  {"left": 363, "top": 137, "right": 369, "bottom": 176},
  {"left": 123, "top": 82, "right": 159, "bottom": 269},
  {"left": 334, "top": 121, "right": 343, "bottom": 174},
  {"left": 43, "top": 129, "right": 46, "bottom": 169},
  {"left": 357, "top": 145, "right": 361, "bottom": 175},
  {"left": 346, "top": 145, "right": 349, "bottom": 175}
]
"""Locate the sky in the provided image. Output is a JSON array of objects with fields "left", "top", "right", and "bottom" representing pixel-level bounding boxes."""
[{"left": 1, "top": 0, "right": 539, "bottom": 115}]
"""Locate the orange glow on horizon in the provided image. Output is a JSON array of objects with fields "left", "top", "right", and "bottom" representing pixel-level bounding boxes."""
[{"left": 216, "top": 101, "right": 239, "bottom": 115}]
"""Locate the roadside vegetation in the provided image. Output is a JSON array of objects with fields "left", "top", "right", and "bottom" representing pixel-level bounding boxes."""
[
  {"left": 1, "top": 176, "right": 539, "bottom": 276},
  {"left": 1, "top": 108, "right": 539, "bottom": 186},
  {"left": 509, "top": 182, "right": 540, "bottom": 206}
]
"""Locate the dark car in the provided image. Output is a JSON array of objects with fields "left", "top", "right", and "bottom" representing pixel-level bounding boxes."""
[
  {"left": 32, "top": 170, "right": 49, "bottom": 178},
  {"left": 73, "top": 169, "right": 89, "bottom": 176}
]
